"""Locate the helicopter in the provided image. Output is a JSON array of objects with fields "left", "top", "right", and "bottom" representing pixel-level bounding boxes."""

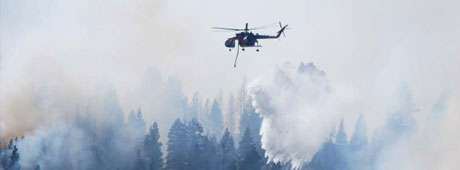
[{"left": 213, "top": 22, "right": 288, "bottom": 67}]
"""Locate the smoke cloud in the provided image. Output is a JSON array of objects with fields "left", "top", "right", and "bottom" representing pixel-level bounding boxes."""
[
  {"left": 248, "top": 62, "right": 347, "bottom": 168},
  {"left": 0, "top": 0, "right": 185, "bottom": 139},
  {"left": 248, "top": 60, "right": 460, "bottom": 169}
]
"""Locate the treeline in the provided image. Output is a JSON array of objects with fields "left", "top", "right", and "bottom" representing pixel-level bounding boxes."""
[
  {"left": 0, "top": 78, "right": 284, "bottom": 170},
  {"left": 0, "top": 100, "right": 284, "bottom": 170},
  {"left": 0, "top": 64, "right": 419, "bottom": 170},
  {"left": 0, "top": 96, "right": 417, "bottom": 170},
  {"left": 164, "top": 118, "right": 284, "bottom": 170},
  {"left": 303, "top": 87, "right": 417, "bottom": 170}
]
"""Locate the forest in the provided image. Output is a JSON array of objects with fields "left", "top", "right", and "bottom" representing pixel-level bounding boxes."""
[{"left": 0, "top": 63, "right": 423, "bottom": 170}]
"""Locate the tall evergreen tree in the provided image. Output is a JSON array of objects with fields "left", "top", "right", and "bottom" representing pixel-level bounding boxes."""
[
  {"left": 335, "top": 119, "right": 350, "bottom": 170},
  {"left": 308, "top": 139, "right": 338, "bottom": 170},
  {"left": 335, "top": 119, "right": 348, "bottom": 145},
  {"left": 202, "top": 137, "right": 220, "bottom": 170},
  {"left": 185, "top": 119, "right": 220, "bottom": 170},
  {"left": 309, "top": 120, "right": 351, "bottom": 170},
  {"left": 128, "top": 109, "right": 146, "bottom": 142},
  {"left": 134, "top": 149, "right": 146, "bottom": 170},
  {"left": 350, "top": 114, "right": 367, "bottom": 150},
  {"left": 238, "top": 128, "right": 263, "bottom": 170},
  {"left": 123, "top": 109, "right": 146, "bottom": 169},
  {"left": 188, "top": 92, "right": 202, "bottom": 121},
  {"left": 144, "top": 122, "right": 163, "bottom": 170},
  {"left": 9, "top": 145, "right": 20, "bottom": 170},
  {"left": 166, "top": 119, "right": 189, "bottom": 170},
  {"left": 235, "top": 79, "right": 248, "bottom": 140},
  {"left": 209, "top": 100, "right": 224, "bottom": 137},
  {"left": 348, "top": 116, "right": 372, "bottom": 170},
  {"left": 226, "top": 94, "right": 237, "bottom": 135},
  {"left": 199, "top": 98, "right": 211, "bottom": 132},
  {"left": 239, "top": 97, "right": 262, "bottom": 141},
  {"left": 220, "top": 129, "right": 237, "bottom": 170}
]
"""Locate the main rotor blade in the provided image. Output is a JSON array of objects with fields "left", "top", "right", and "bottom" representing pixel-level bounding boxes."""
[
  {"left": 248, "top": 22, "right": 279, "bottom": 30},
  {"left": 211, "top": 27, "right": 243, "bottom": 31},
  {"left": 212, "top": 29, "right": 237, "bottom": 32},
  {"left": 213, "top": 22, "right": 279, "bottom": 32}
]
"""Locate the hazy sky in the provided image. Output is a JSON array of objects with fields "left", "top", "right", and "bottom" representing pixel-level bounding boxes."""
[
  {"left": 1, "top": 0, "right": 459, "bottom": 138},
  {"left": 2, "top": 0, "right": 459, "bottom": 96}
]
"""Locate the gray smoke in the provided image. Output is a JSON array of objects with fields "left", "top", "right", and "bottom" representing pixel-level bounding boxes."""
[
  {"left": 0, "top": 0, "right": 183, "bottom": 139},
  {"left": 248, "top": 61, "right": 460, "bottom": 169},
  {"left": 248, "top": 62, "right": 346, "bottom": 168}
]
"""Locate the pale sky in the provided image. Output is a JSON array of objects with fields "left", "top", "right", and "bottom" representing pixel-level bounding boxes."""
[{"left": 1, "top": 0, "right": 459, "bottom": 135}]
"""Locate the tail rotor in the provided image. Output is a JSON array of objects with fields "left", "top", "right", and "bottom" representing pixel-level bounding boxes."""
[{"left": 278, "top": 22, "right": 287, "bottom": 38}]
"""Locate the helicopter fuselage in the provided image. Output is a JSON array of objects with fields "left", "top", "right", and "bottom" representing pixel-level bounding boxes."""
[
  {"left": 224, "top": 30, "right": 284, "bottom": 48},
  {"left": 225, "top": 32, "right": 258, "bottom": 48}
]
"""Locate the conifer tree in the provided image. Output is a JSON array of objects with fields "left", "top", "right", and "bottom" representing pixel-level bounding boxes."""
[
  {"left": 144, "top": 122, "right": 163, "bottom": 170},
  {"left": 188, "top": 92, "right": 202, "bottom": 121},
  {"left": 335, "top": 119, "right": 348, "bottom": 145},
  {"left": 350, "top": 115, "right": 367, "bottom": 150},
  {"left": 238, "top": 128, "right": 263, "bottom": 170},
  {"left": 220, "top": 129, "right": 237, "bottom": 170},
  {"left": 134, "top": 149, "right": 146, "bottom": 170},
  {"left": 166, "top": 119, "right": 189, "bottom": 170},
  {"left": 226, "top": 94, "right": 237, "bottom": 134},
  {"left": 209, "top": 100, "right": 224, "bottom": 136}
]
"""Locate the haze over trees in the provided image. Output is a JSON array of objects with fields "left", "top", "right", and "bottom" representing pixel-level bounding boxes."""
[{"left": 0, "top": 63, "right": 434, "bottom": 170}]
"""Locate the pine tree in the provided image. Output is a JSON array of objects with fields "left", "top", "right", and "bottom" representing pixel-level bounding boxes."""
[
  {"left": 188, "top": 92, "right": 202, "bottom": 121},
  {"left": 335, "top": 119, "right": 348, "bottom": 145},
  {"left": 144, "top": 122, "right": 163, "bottom": 170},
  {"left": 348, "top": 116, "right": 372, "bottom": 170},
  {"left": 238, "top": 128, "right": 263, "bottom": 170},
  {"left": 225, "top": 94, "right": 237, "bottom": 135},
  {"left": 9, "top": 145, "right": 20, "bottom": 170},
  {"left": 309, "top": 140, "right": 338, "bottom": 170},
  {"left": 188, "top": 119, "right": 217, "bottom": 170},
  {"left": 166, "top": 119, "right": 189, "bottom": 170},
  {"left": 198, "top": 98, "right": 211, "bottom": 129},
  {"left": 202, "top": 137, "right": 220, "bottom": 170},
  {"left": 124, "top": 109, "right": 146, "bottom": 169},
  {"left": 335, "top": 119, "right": 350, "bottom": 170},
  {"left": 350, "top": 115, "right": 367, "bottom": 150},
  {"left": 239, "top": 98, "right": 262, "bottom": 141},
  {"left": 128, "top": 109, "right": 146, "bottom": 142},
  {"left": 209, "top": 100, "right": 224, "bottom": 137},
  {"left": 220, "top": 129, "right": 237, "bottom": 170},
  {"left": 235, "top": 79, "right": 248, "bottom": 141},
  {"left": 309, "top": 120, "right": 351, "bottom": 170},
  {"left": 134, "top": 149, "right": 146, "bottom": 170}
]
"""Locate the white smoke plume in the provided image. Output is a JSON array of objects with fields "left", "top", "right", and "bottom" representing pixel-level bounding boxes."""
[
  {"left": 248, "top": 62, "right": 346, "bottom": 168},
  {"left": 248, "top": 61, "right": 460, "bottom": 169}
]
